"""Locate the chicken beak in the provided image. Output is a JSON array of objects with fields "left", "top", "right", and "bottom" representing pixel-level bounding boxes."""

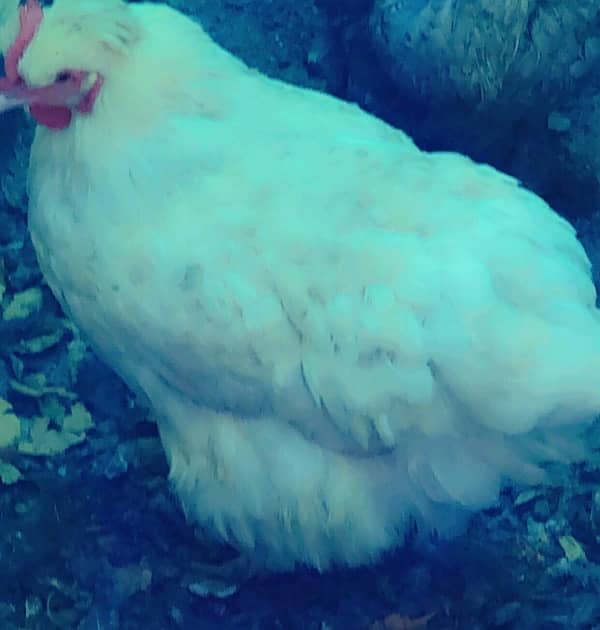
[{"left": 0, "top": 75, "right": 85, "bottom": 113}]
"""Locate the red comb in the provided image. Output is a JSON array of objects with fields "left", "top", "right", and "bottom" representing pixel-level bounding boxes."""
[{"left": 4, "top": 0, "right": 44, "bottom": 83}]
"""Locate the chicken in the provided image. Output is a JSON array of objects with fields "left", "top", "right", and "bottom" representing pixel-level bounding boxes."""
[{"left": 1, "top": 0, "right": 600, "bottom": 572}]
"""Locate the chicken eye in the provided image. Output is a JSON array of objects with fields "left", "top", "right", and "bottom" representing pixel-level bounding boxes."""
[{"left": 55, "top": 71, "right": 71, "bottom": 83}]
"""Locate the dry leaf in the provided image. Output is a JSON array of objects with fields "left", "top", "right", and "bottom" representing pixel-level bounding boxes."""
[{"left": 370, "top": 611, "right": 436, "bottom": 630}]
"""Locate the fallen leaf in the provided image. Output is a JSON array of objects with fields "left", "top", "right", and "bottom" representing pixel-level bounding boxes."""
[{"left": 371, "top": 611, "right": 436, "bottom": 630}]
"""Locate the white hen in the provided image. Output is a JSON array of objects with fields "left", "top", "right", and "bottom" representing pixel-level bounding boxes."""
[{"left": 1, "top": 0, "right": 599, "bottom": 571}]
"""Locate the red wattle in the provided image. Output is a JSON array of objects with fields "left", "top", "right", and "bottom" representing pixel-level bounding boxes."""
[{"left": 29, "top": 104, "right": 72, "bottom": 130}]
